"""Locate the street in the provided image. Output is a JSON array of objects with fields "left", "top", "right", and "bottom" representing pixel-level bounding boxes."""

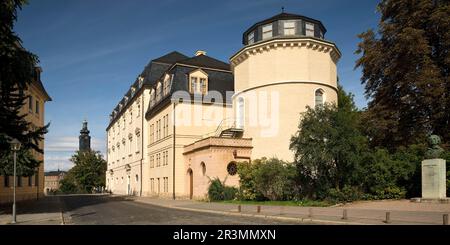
[{"left": 60, "top": 195, "right": 301, "bottom": 225}]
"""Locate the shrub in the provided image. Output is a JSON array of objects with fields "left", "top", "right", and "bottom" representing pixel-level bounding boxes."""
[
  {"left": 237, "top": 158, "right": 297, "bottom": 201},
  {"left": 208, "top": 178, "right": 237, "bottom": 201},
  {"left": 326, "top": 185, "right": 364, "bottom": 203}
]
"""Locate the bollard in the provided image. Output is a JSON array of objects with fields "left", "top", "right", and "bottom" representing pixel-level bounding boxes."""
[
  {"left": 237, "top": 205, "right": 241, "bottom": 213},
  {"left": 342, "top": 209, "right": 348, "bottom": 220},
  {"left": 308, "top": 208, "right": 313, "bottom": 218},
  {"left": 444, "top": 214, "right": 449, "bottom": 225},
  {"left": 257, "top": 206, "right": 261, "bottom": 213},
  {"left": 384, "top": 212, "right": 391, "bottom": 224}
]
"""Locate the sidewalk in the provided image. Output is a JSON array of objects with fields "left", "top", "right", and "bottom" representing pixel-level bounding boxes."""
[
  {"left": 131, "top": 196, "right": 450, "bottom": 225},
  {"left": 0, "top": 196, "right": 64, "bottom": 225}
]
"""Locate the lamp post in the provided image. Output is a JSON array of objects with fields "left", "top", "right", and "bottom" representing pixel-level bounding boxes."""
[{"left": 9, "top": 138, "right": 21, "bottom": 224}]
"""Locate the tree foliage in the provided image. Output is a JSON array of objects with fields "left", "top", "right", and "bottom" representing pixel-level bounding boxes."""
[
  {"left": 207, "top": 178, "right": 237, "bottom": 201},
  {"left": 237, "top": 158, "right": 297, "bottom": 201},
  {"left": 290, "top": 86, "right": 367, "bottom": 199},
  {"left": 0, "top": 0, "right": 49, "bottom": 176},
  {"left": 355, "top": 0, "right": 450, "bottom": 148},
  {"left": 59, "top": 150, "right": 107, "bottom": 193}
]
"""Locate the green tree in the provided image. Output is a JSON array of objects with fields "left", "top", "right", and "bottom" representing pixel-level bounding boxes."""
[
  {"left": 0, "top": 0, "right": 49, "bottom": 176},
  {"left": 355, "top": 0, "right": 450, "bottom": 149},
  {"left": 237, "top": 158, "right": 297, "bottom": 201},
  {"left": 290, "top": 86, "right": 368, "bottom": 199},
  {"left": 62, "top": 150, "right": 107, "bottom": 193}
]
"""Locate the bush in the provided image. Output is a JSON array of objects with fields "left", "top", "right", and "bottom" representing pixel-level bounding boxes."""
[
  {"left": 237, "top": 158, "right": 297, "bottom": 201},
  {"left": 326, "top": 185, "right": 364, "bottom": 203},
  {"left": 208, "top": 178, "right": 237, "bottom": 201}
]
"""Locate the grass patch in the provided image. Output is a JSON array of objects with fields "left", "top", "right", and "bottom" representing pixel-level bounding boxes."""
[{"left": 209, "top": 199, "right": 333, "bottom": 207}]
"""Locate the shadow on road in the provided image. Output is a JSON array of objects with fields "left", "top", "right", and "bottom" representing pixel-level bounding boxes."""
[{"left": 0, "top": 194, "right": 131, "bottom": 215}]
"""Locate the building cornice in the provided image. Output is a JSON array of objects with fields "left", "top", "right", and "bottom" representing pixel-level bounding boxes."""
[
  {"left": 232, "top": 80, "right": 338, "bottom": 99},
  {"left": 230, "top": 37, "right": 341, "bottom": 68}
]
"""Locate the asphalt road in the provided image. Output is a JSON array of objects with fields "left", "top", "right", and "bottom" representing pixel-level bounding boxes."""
[{"left": 61, "top": 195, "right": 301, "bottom": 225}]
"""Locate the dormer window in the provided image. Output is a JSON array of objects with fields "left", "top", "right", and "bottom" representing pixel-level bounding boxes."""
[
  {"left": 248, "top": 31, "right": 255, "bottom": 44},
  {"left": 138, "top": 76, "right": 144, "bottom": 88},
  {"left": 156, "top": 82, "right": 162, "bottom": 101},
  {"left": 131, "top": 87, "right": 136, "bottom": 97},
  {"left": 283, "top": 21, "right": 295, "bottom": 35},
  {"left": 150, "top": 89, "right": 155, "bottom": 107},
  {"left": 163, "top": 74, "right": 172, "bottom": 96},
  {"left": 189, "top": 69, "right": 208, "bottom": 95},
  {"left": 262, "top": 23, "right": 273, "bottom": 39},
  {"left": 305, "top": 22, "right": 315, "bottom": 37}
]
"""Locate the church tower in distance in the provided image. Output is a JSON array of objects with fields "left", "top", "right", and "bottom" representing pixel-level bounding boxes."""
[{"left": 79, "top": 120, "right": 91, "bottom": 151}]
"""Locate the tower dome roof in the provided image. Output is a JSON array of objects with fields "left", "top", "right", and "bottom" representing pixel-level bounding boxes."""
[{"left": 242, "top": 12, "right": 327, "bottom": 45}]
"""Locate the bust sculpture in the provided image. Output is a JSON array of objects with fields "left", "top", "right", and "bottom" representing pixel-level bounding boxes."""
[{"left": 425, "top": 135, "right": 444, "bottom": 159}]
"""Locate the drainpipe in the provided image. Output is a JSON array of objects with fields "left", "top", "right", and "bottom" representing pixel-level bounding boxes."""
[
  {"left": 172, "top": 102, "right": 176, "bottom": 200},
  {"left": 140, "top": 95, "right": 143, "bottom": 197}
]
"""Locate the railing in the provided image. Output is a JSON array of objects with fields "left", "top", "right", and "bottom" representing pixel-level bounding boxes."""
[{"left": 202, "top": 118, "right": 236, "bottom": 138}]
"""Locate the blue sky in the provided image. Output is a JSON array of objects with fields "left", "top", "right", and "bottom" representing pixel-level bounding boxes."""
[{"left": 14, "top": 0, "right": 380, "bottom": 171}]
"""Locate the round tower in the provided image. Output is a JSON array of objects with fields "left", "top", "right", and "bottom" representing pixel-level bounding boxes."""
[{"left": 230, "top": 12, "right": 341, "bottom": 161}]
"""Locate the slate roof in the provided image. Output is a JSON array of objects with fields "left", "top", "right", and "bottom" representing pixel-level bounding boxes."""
[
  {"left": 145, "top": 54, "right": 234, "bottom": 119},
  {"left": 107, "top": 51, "right": 189, "bottom": 130},
  {"left": 176, "top": 54, "right": 231, "bottom": 71},
  {"left": 107, "top": 51, "right": 235, "bottom": 128}
]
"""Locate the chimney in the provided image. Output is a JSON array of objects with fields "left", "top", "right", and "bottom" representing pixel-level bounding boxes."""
[{"left": 195, "top": 50, "right": 206, "bottom": 56}]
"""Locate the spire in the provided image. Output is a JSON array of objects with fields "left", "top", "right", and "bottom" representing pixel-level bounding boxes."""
[{"left": 79, "top": 119, "right": 91, "bottom": 151}]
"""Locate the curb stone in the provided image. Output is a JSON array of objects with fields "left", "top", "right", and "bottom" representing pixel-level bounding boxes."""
[{"left": 132, "top": 198, "right": 369, "bottom": 225}]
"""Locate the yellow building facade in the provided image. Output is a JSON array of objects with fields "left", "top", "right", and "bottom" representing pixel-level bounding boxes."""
[
  {"left": 106, "top": 12, "right": 340, "bottom": 199},
  {"left": 0, "top": 67, "right": 51, "bottom": 204}
]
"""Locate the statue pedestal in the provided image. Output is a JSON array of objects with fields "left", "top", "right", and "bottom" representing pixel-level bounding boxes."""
[{"left": 422, "top": 158, "right": 446, "bottom": 199}]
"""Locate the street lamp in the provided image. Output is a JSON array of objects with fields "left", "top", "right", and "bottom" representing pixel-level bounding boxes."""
[{"left": 9, "top": 138, "right": 21, "bottom": 224}]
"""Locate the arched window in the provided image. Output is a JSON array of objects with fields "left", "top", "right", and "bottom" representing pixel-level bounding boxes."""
[
  {"left": 315, "top": 89, "right": 324, "bottom": 107},
  {"left": 200, "top": 162, "right": 206, "bottom": 176},
  {"left": 236, "top": 97, "right": 244, "bottom": 129}
]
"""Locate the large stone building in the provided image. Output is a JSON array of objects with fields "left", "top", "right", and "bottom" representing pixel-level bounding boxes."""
[
  {"left": 106, "top": 12, "right": 340, "bottom": 200},
  {"left": 44, "top": 170, "right": 66, "bottom": 194},
  {"left": 0, "top": 67, "right": 51, "bottom": 204}
]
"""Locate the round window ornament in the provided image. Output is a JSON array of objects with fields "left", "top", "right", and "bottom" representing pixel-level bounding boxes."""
[{"left": 227, "top": 162, "right": 237, "bottom": 176}]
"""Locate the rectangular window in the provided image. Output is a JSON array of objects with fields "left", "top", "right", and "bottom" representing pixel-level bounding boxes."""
[
  {"left": 262, "top": 23, "right": 273, "bottom": 39},
  {"left": 163, "top": 151, "right": 166, "bottom": 166},
  {"left": 136, "top": 134, "right": 140, "bottom": 154},
  {"left": 157, "top": 178, "right": 160, "bottom": 194},
  {"left": 137, "top": 103, "right": 141, "bottom": 117},
  {"left": 200, "top": 78, "right": 207, "bottom": 94},
  {"left": 150, "top": 124, "right": 154, "bottom": 143},
  {"left": 163, "top": 116, "right": 166, "bottom": 138},
  {"left": 4, "top": 175, "right": 10, "bottom": 187},
  {"left": 248, "top": 31, "right": 255, "bottom": 44},
  {"left": 35, "top": 100, "right": 39, "bottom": 115},
  {"left": 284, "top": 21, "right": 295, "bottom": 35},
  {"left": 158, "top": 119, "right": 161, "bottom": 139},
  {"left": 130, "top": 110, "right": 133, "bottom": 124},
  {"left": 305, "top": 22, "right": 315, "bottom": 36},
  {"left": 150, "top": 155, "right": 154, "bottom": 168},
  {"left": 151, "top": 178, "right": 154, "bottom": 193},
  {"left": 28, "top": 176, "right": 33, "bottom": 186},
  {"left": 28, "top": 96, "right": 33, "bottom": 112},
  {"left": 165, "top": 114, "right": 169, "bottom": 137},
  {"left": 190, "top": 77, "right": 198, "bottom": 94}
]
